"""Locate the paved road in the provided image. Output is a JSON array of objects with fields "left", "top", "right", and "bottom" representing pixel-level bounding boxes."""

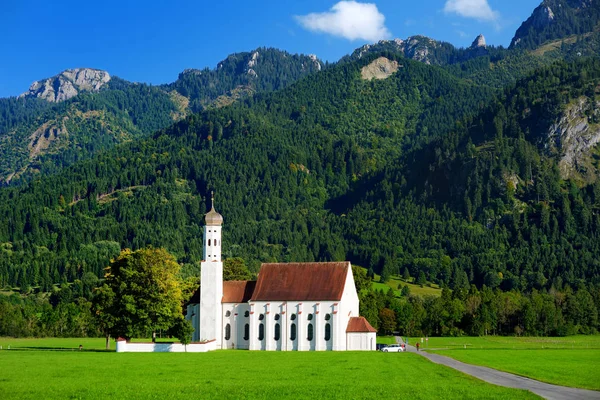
[{"left": 394, "top": 337, "right": 600, "bottom": 400}]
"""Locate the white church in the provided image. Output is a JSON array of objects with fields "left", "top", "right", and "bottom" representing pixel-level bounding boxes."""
[{"left": 117, "top": 195, "right": 376, "bottom": 352}]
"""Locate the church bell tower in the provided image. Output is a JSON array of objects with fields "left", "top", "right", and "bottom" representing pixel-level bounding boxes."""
[{"left": 199, "top": 192, "right": 223, "bottom": 347}]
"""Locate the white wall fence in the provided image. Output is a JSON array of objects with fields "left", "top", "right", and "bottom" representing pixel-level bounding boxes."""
[{"left": 116, "top": 339, "right": 217, "bottom": 353}]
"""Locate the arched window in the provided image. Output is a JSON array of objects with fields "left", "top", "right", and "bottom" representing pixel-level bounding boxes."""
[
  {"left": 258, "top": 323, "right": 265, "bottom": 341},
  {"left": 243, "top": 324, "right": 249, "bottom": 340},
  {"left": 274, "top": 314, "right": 280, "bottom": 321},
  {"left": 225, "top": 323, "right": 231, "bottom": 340},
  {"left": 225, "top": 310, "right": 231, "bottom": 317},
  {"left": 325, "top": 323, "right": 331, "bottom": 341},
  {"left": 290, "top": 323, "right": 297, "bottom": 341},
  {"left": 244, "top": 311, "right": 249, "bottom": 318},
  {"left": 325, "top": 313, "right": 331, "bottom": 321},
  {"left": 307, "top": 323, "right": 314, "bottom": 341},
  {"left": 290, "top": 313, "right": 297, "bottom": 320},
  {"left": 208, "top": 239, "right": 211, "bottom": 246},
  {"left": 274, "top": 323, "right": 281, "bottom": 341}
]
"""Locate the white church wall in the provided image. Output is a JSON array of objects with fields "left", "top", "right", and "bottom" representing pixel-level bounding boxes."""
[
  {"left": 222, "top": 303, "right": 251, "bottom": 350},
  {"left": 186, "top": 304, "right": 201, "bottom": 342},
  {"left": 346, "top": 332, "right": 376, "bottom": 351},
  {"left": 335, "top": 264, "right": 360, "bottom": 351},
  {"left": 116, "top": 340, "right": 217, "bottom": 353},
  {"left": 248, "top": 300, "right": 340, "bottom": 351}
]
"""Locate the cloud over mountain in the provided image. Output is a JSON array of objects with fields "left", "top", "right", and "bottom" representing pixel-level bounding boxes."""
[
  {"left": 295, "top": 1, "right": 391, "bottom": 42},
  {"left": 443, "top": 0, "right": 499, "bottom": 22}
]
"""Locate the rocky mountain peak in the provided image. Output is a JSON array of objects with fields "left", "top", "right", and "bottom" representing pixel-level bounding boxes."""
[
  {"left": 20, "top": 68, "right": 110, "bottom": 103},
  {"left": 532, "top": 4, "right": 555, "bottom": 28},
  {"left": 470, "top": 34, "right": 487, "bottom": 49}
]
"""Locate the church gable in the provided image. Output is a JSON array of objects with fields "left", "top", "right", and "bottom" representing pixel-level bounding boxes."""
[{"left": 250, "top": 262, "right": 349, "bottom": 301}]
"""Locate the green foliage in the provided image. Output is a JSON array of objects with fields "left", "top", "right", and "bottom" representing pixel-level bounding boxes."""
[
  {"left": 223, "top": 257, "right": 254, "bottom": 281},
  {"left": 91, "top": 247, "right": 185, "bottom": 340}
]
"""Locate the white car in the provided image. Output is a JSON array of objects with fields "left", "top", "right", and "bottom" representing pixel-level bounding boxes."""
[{"left": 382, "top": 344, "right": 405, "bottom": 352}]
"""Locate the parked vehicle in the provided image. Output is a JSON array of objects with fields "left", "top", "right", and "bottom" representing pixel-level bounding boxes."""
[{"left": 381, "top": 344, "right": 405, "bottom": 352}]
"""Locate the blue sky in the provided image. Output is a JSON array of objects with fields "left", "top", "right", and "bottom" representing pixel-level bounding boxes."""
[{"left": 0, "top": 0, "right": 541, "bottom": 98}]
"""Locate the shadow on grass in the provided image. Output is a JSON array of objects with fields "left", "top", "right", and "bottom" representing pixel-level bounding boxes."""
[{"left": 1, "top": 347, "right": 114, "bottom": 353}]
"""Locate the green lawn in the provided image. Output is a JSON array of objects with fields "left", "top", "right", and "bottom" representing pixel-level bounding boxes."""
[
  {"left": 433, "top": 349, "right": 600, "bottom": 391},
  {"left": 372, "top": 274, "right": 442, "bottom": 297},
  {"left": 409, "top": 335, "right": 600, "bottom": 350},
  {"left": 0, "top": 342, "right": 538, "bottom": 399},
  {"left": 406, "top": 336, "right": 600, "bottom": 391}
]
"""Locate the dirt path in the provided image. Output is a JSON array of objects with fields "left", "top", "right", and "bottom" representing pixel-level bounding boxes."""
[{"left": 395, "top": 337, "right": 600, "bottom": 400}]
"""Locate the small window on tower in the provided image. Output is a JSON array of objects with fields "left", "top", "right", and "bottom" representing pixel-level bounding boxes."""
[
  {"left": 208, "top": 239, "right": 212, "bottom": 246},
  {"left": 225, "top": 311, "right": 231, "bottom": 317}
]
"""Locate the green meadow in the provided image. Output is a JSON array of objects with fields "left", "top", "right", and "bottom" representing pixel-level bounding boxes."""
[
  {"left": 413, "top": 336, "right": 600, "bottom": 391},
  {"left": 0, "top": 338, "right": 538, "bottom": 400}
]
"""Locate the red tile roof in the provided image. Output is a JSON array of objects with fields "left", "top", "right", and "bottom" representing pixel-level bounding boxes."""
[
  {"left": 250, "top": 262, "right": 350, "bottom": 301},
  {"left": 187, "top": 281, "right": 256, "bottom": 306},
  {"left": 223, "top": 280, "right": 256, "bottom": 303},
  {"left": 346, "top": 317, "right": 377, "bottom": 333}
]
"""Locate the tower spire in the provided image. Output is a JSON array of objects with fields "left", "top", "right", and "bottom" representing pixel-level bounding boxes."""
[{"left": 211, "top": 190, "right": 215, "bottom": 210}]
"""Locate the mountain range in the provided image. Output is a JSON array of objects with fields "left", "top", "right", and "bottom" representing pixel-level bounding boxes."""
[{"left": 0, "top": 0, "right": 599, "bottom": 300}]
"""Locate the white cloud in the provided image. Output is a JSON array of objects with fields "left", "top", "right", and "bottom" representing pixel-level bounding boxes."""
[
  {"left": 295, "top": 1, "right": 391, "bottom": 42},
  {"left": 444, "top": 0, "right": 499, "bottom": 22}
]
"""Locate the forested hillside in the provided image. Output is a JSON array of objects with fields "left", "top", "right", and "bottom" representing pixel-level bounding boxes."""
[
  {"left": 0, "top": 53, "right": 496, "bottom": 290},
  {"left": 1, "top": 54, "right": 599, "bottom": 294},
  {"left": 0, "top": 49, "right": 322, "bottom": 185}
]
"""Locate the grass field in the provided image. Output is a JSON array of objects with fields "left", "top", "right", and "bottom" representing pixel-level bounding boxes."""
[
  {"left": 371, "top": 274, "right": 442, "bottom": 297},
  {"left": 0, "top": 338, "right": 538, "bottom": 400},
  {"left": 410, "top": 336, "right": 600, "bottom": 391},
  {"left": 408, "top": 335, "right": 600, "bottom": 350}
]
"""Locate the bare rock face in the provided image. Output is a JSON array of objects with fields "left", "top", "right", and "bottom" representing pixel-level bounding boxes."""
[
  {"left": 547, "top": 96, "right": 600, "bottom": 183},
  {"left": 361, "top": 57, "right": 400, "bottom": 80},
  {"left": 532, "top": 5, "right": 555, "bottom": 29},
  {"left": 308, "top": 54, "right": 322, "bottom": 71},
  {"left": 20, "top": 68, "right": 110, "bottom": 102},
  {"left": 470, "top": 34, "right": 487, "bottom": 49}
]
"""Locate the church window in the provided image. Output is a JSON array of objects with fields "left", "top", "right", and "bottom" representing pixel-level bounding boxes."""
[
  {"left": 274, "top": 323, "right": 281, "bottom": 341},
  {"left": 290, "top": 323, "right": 297, "bottom": 341},
  {"left": 274, "top": 314, "right": 280, "bottom": 321},
  {"left": 243, "top": 324, "right": 249, "bottom": 340},
  {"left": 244, "top": 311, "right": 249, "bottom": 318},
  {"left": 325, "top": 313, "right": 331, "bottom": 321},
  {"left": 258, "top": 323, "right": 265, "bottom": 341},
  {"left": 259, "top": 314, "right": 265, "bottom": 321},
  {"left": 208, "top": 239, "right": 212, "bottom": 246},
  {"left": 225, "top": 311, "right": 231, "bottom": 317},
  {"left": 307, "top": 313, "right": 313, "bottom": 321},
  {"left": 225, "top": 324, "right": 231, "bottom": 340},
  {"left": 325, "top": 323, "right": 331, "bottom": 341},
  {"left": 307, "top": 323, "right": 314, "bottom": 341},
  {"left": 290, "top": 313, "right": 296, "bottom": 321}
]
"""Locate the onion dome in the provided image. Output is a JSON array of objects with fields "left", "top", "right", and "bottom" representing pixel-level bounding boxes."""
[{"left": 205, "top": 191, "right": 223, "bottom": 226}]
